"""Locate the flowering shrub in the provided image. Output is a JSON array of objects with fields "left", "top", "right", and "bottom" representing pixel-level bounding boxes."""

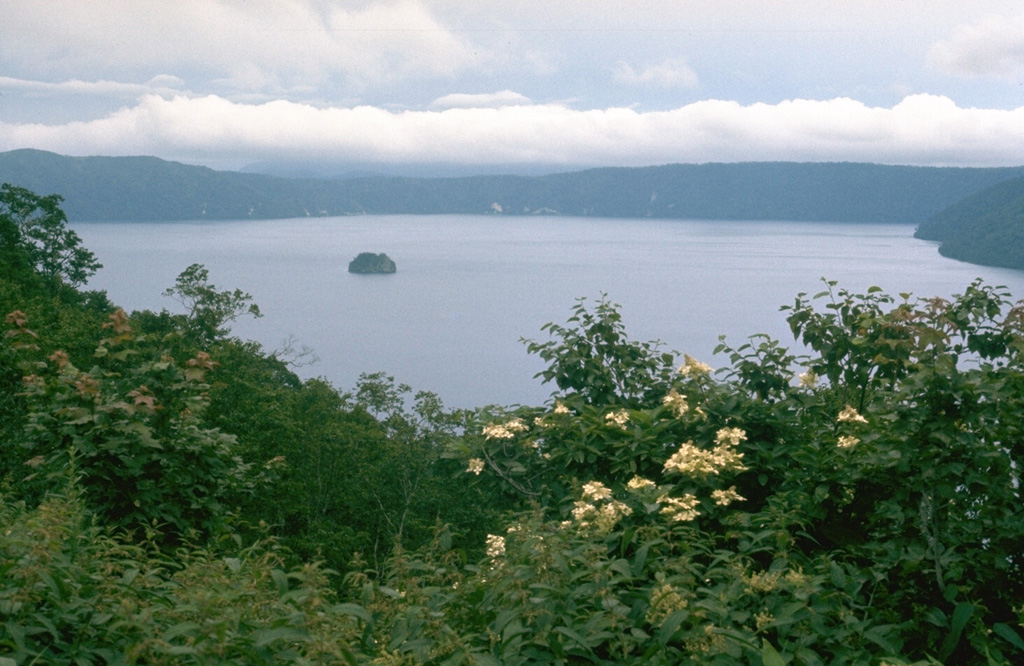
[{"left": 376, "top": 281, "right": 1024, "bottom": 665}]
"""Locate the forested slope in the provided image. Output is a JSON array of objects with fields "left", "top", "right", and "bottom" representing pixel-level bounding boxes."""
[
  {"left": 4, "top": 148, "right": 1024, "bottom": 223},
  {"left": 915, "top": 175, "right": 1024, "bottom": 269}
]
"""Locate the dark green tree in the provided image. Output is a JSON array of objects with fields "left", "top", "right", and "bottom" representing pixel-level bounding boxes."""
[
  {"left": 162, "top": 263, "right": 262, "bottom": 345},
  {"left": 0, "top": 184, "right": 101, "bottom": 288}
]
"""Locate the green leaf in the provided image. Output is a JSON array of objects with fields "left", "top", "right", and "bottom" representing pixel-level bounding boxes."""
[
  {"left": 762, "top": 639, "right": 786, "bottom": 666},
  {"left": 330, "top": 603, "right": 373, "bottom": 624},
  {"left": 271, "top": 568, "right": 289, "bottom": 595},
  {"left": 253, "top": 626, "right": 309, "bottom": 647},
  {"left": 163, "top": 621, "right": 201, "bottom": 641},
  {"left": 992, "top": 623, "right": 1024, "bottom": 652},
  {"left": 554, "top": 626, "right": 594, "bottom": 652},
  {"left": 939, "top": 602, "right": 974, "bottom": 660},
  {"left": 657, "top": 609, "right": 689, "bottom": 646}
]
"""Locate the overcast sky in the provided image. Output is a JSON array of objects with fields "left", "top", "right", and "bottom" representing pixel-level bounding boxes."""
[{"left": 2, "top": 0, "right": 1024, "bottom": 171}]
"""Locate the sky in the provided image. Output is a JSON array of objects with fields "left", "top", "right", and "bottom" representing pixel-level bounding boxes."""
[{"left": 2, "top": 0, "right": 1024, "bottom": 172}]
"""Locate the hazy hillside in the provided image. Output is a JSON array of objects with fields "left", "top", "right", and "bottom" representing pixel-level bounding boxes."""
[
  {"left": 915, "top": 175, "right": 1024, "bottom": 270},
  {"left": 3, "top": 148, "right": 1024, "bottom": 224}
]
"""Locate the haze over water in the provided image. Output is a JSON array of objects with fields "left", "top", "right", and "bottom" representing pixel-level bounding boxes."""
[{"left": 72, "top": 216, "right": 1024, "bottom": 409}]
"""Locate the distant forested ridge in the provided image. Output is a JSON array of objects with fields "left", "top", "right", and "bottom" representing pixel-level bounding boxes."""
[
  {"left": 3, "top": 148, "right": 1024, "bottom": 223},
  {"left": 914, "top": 175, "right": 1024, "bottom": 270}
]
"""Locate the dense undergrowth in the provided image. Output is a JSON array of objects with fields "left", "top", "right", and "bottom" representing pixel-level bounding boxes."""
[{"left": 1, "top": 184, "right": 1022, "bottom": 664}]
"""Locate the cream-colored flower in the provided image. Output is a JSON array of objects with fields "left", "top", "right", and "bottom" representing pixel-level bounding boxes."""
[
  {"left": 837, "top": 435, "right": 859, "bottom": 449},
  {"left": 664, "top": 440, "right": 746, "bottom": 478},
  {"left": 661, "top": 389, "right": 690, "bottom": 417},
  {"left": 711, "top": 486, "right": 745, "bottom": 506},
  {"left": 646, "top": 583, "right": 689, "bottom": 625},
  {"left": 837, "top": 405, "right": 867, "bottom": 424},
  {"left": 582, "top": 480, "right": 612, "bottom": 501},
  {"left": 533, "top": 416, "right": 551, "bottom": 429},
  {"left": 627, "top": 476, "right": 655, "bottom": 491},
  {"left": 572, "top": 501, "right": 597, "bottom": 523},
  {"left": 678, "top": 354, "right": 713, "bottom": 378},
  {"left": 755, "top": 611, "right": 775, "bottom": 633},
  {"left": 596, "top": 500, "right": 633, "bottom": 531},
  {"left": 482, "top": 417, "right": 529, "bottom": 439},
  {"left": 659, "top": 493, "right": 701, "bottom": 522},
  {"left": 605, "top": 409, "right": 630, "bottom": 428},
  {"left": 485, "top": 534, "right": 506, "bottom": 558},
  {"left": 798, "top": 370, "right": 818, "bottom": 388},
  {"left": 553, "top": 401, "right": 570, "bottom": 415},
  {"left": 743, "top": 570, "right": 782, "bottom": 594},
  {"left": 466, "top": 458, "right": 485, "bottom": 475},
  {"left": 715, "top": 427, "right": 747, "bottom": 447}
]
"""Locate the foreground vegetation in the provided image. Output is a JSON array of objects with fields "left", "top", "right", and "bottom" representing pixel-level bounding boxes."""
[{"left": 1, "top": 184, "right": 1022, "bottom": 664}]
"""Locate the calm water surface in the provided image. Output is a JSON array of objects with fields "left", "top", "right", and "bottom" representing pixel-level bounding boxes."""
[{"left": 71, "top": 216, "right": 1024, "bottom": 408}]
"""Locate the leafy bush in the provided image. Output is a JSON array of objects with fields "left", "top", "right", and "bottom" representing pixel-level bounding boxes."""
[
  {"left": 0, "top": 484, "right": 366, "bottom": 665},
  {"left": 9, "top": 309, "right": 251, "bottom": 544}
]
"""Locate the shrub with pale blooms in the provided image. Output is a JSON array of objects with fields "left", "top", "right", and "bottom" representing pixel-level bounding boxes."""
[{"left": 482, "top": 417, "right": 530, "bottom": 440}]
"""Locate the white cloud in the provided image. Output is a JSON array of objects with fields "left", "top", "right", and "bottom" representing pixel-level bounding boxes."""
[
  {"left": 4, "top": 93, "right": 1024, "bottom": 168},
  {"left": 929, "top": 14, "right": 1024, "bottom": 77},
  {"left": 612, "top": 58, "right": 699, "bottom": 88},
  {"left": 430, "top": 90, "right": 532, "bottom": 109},
  {"left": 0, "top": 0, "right": 482, "bottom": 92},
  {"left": 0, "top": 75, "right": 185, "bottom": 97}
]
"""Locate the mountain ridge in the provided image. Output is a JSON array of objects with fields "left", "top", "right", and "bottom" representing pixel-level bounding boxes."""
[{"left": 3, "top": 148, "right": 1024, "bottom": 225}]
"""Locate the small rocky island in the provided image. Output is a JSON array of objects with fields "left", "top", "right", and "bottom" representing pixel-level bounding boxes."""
[{"left": 348, "top": 252, "right": 397, "bottom": 274}]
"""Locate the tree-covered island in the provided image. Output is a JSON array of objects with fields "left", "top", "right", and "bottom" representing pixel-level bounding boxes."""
[{"left": 348, "top": 252, "right": 397, "bottom": 274}]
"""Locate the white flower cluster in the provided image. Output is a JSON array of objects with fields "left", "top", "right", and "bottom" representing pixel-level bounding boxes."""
[
  {"left": 582, "top": 480, "right": 612, "bottom": 501},
  {"left": 646, "top": 583, "right": 689, "bottom": 625},
  {"left": 663, "top": 434, "right": 747, "bottom": 478},
  {"left": 837, "top": 405, "right": 868, "bottom": 424},
  {"left": 711, "top": 486, "right": 745, "bottom": 506},
  {"left": 466, "top": 458, "right": 485, "bottom": 475},
  {"left": 715, "top": 427, "right": 747, "bottom": 447},
  {"left": 658, "top": 493, "right": 701, "bottom": 522},
  {"left": 626, "top": 476, "right": 655, "bottom": 491},
  {"left": 605, "top": 409, "right": 630, "bottom": 429},
  {"left": 798, "top": 370, "right": 818, "bottom": 389},
  {"left": 837, "top": 435, "right": 859, "bottom": 449},
  {"left": 482, "top": 417, "right": 529, "bottom": 440},
  {"left": 836, "top": 405, "right": 867, "bottom": 449},
  {"left": 678, "top": 354, "right": 713, "bottom": 378},
  {"left": 661, "top": 389, "right": 690, "bottom": 417},
  {"left": 485, "top": 534, "right": 506, "bottom": 558},
  {"left": 572, "top": 480, "right": 633, "bottom": 532},
  {"left": 553, "top": 401, "right": 570, "bottom": 415}
]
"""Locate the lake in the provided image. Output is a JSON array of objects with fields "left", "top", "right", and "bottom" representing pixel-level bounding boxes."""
[{"left": 71, "top": 216, "right": 1024, "bottom": 409}]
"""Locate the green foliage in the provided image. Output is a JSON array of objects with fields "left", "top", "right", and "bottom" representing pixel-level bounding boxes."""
[
  {"left": 0, "top": 486, "right": 364, "bottom": 665},
  {"left": 0, "top": 183, "right": 101, "bottom": 288},
  {"left": 10, "top": 309, "right": 251, "bottom": 544},
  {"left": 162, "top": 263, "right": 262, "bottom": 345},
  {"left": 523, "top": 295, "right": 676, "bottom": 407},
  {"left": 410, "top": 282, "right": 1024, "bottom": 665}
]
